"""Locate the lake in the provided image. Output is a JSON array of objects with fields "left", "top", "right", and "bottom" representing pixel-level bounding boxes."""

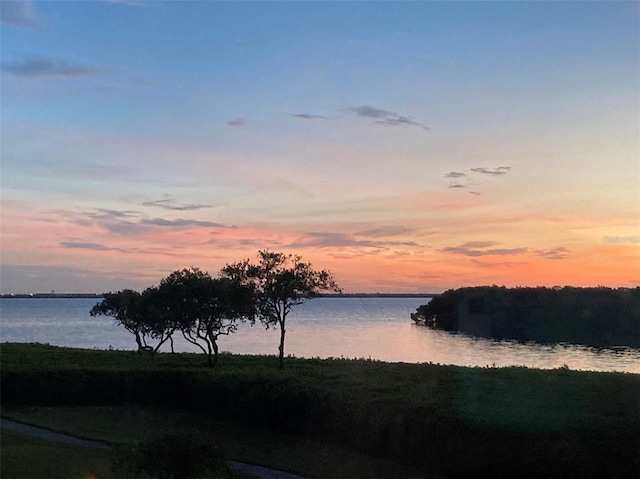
[{"left": 1, "top": 297, "right": 638, "bottom": 373}]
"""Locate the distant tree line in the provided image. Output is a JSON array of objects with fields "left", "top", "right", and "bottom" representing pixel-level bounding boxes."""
[
  {"left": 91, "top": 250, "right": 340, "bottom": 368},
  {"left": 414, "top": 286, "right": 640, "bottom": 348}
]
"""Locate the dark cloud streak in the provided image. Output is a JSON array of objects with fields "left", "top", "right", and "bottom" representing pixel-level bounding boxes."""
[
  {"left": 470, "top": 166, "right": 511, "bottom": 176},
  {"left": 141, "top": 218, "right": 235, "bottom": 228},
  {"left": 73, "top": 209, "right": 236, "bottom": 235},
  {"left": 355, "top": 225, "right": 413, "bottom": 238},
  {"left": 443, "top": 242, "right": 527, "bottom": 257},
  {"left": 536, "top": 247, "right": 570, "bottom": 260},
  {"left": 344, "top": 105, "right": 430, "bottom": 130},
  {"left": 142, "top": 199, "right": 213, "bottom": 211},
  {"left": 227, "top": 118, "right": 246, "bottom": 127},
  {"left": 2, "top": 56, "right": 108, "bottom": 79},
  {"left": 289, "top": 231, "right": 419, "bottom": 250},
  {"left": 345, "top": 106, "right": 395, "bottom": 119},
  {"left": 61, "top": 241, "right": 123, "bottom": 252},
  {"left": 292, "top": 113, "right": 329, "bottom": 120}
]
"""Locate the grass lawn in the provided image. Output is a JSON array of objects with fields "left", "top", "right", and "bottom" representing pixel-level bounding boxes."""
[
  {"left": 1, "top": 428, "right": 111, "bottom": 479},
  {"left": 1, "top": 422, "right": 261, "bottom": 479},
  {"left": 2, "top": 406, "right": 422, "bottom": 479},
  {"left": 2, "top": 343, "right": 639, "bottom": 478}
]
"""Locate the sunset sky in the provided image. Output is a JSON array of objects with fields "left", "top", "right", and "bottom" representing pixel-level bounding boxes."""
[{"left": 1, "top": 0, "right": 638, "bottom": 294}]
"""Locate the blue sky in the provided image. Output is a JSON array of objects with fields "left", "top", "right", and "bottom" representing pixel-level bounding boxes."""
[{"left": 1, "top": 1, "right": 638, "bottom": 293}]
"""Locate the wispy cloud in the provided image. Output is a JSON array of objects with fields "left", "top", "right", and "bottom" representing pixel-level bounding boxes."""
[
  {"left": 227, "top": 118, "right": 246, "bottom": 127},
  {"left": 536, "top": 247, "right": 570, "bottom": 260},
  {"left": 0, "top": 1, "right": 38, "bottom": 29},
  {"left": 443, "top": 241, "right": 527, "bottom": 257},
  {"left": 446, "top": 167, "right": 511, "bottom": 194},
  {"left": 2, "top": 56, "right": 109, "bottom": 79},
  {"left": 61, "top": 240, "right": 192, "bottom": 258},
  {"left": 142, "top": 198, "right": 213, "bottom": 211},
  {"left": 460, "top": 241, "right": 499, "bottom": 248},
  {"left": 463, "top": 246, "right": 569, "bottom": 262},
  {"left": 355, "top": 225, "right": 413, "bottom": 238},
  {"left": 344, "top": 105, "right": 430, "bottom": 130},
  {"left": 470, "top": 259, "right": 527, "bottom": 268},
  {"left": 470, "top": 166, "right": 511, "bottom": 176},
  {"left": 73, "top": 209, "right": 236, "bottom": 235},
  {"left": 345, "top": 106, "right": 395, "bottom": 119},
  {"left": 292, "top": 113, "right": 329, "bottom": 120},
  {"left": 61, "top": 241, "right": 122, "bottom": 252},
  {"left": 290, "top": 232, "right": 378, "bottom": 249},
  {"left": 91, "top": 209, "right": 139, "bottom": 220},
  {"left": 376, "top": 116, "right": 429, "bottom": 129},
  {"left": 141, "top": 218, "right": 235, "bottom": 228},
  {"left": 289, "top": 231, "right": 419, "bottom": 249},
  {"left": 445, "top": 172, "right": 466, "bottom": 178}
]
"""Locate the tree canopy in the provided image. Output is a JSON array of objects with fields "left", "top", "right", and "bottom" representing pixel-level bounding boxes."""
[
  {"left": 92, "top": 252, "right": 339, "bottom": 367},
  {"left": 155, "top": 268, "right": 255, "bottom": 365},
  {"left": 90, "top": 289, "right": 161, "bottom": 354},
  {"left": 414, "top": 286, "right": 640, "bottom": 347},
  {"left": 91, "top": 268, "right": 255, "bottom": 365},
  {"left": 221, "top": 250, "right": 340, "bottom": 368}
]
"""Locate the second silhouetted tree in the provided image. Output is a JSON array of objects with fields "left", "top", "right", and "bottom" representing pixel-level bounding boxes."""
[{"left": 221, "top": 250, "right": 340, "bottom": 369}]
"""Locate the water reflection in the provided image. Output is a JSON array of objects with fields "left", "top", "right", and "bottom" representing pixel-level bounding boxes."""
[
  {"left": 1, "top": 297, "right": 639, "bottom": 373},
  {"left": 219, "top": 319, "right": 640, "bottom": 373}
]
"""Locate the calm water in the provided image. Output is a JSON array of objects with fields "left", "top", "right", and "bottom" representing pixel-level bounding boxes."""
[{"left": 1, "top": 297, "right": 638, "bottom": 373}]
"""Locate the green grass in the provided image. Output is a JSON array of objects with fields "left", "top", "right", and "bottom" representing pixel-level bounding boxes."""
[
  {"left": 2, "top": 342, "right": 639, "bottom": 478},
  {"left": 3, "top": 406, "right": 422, "bottom": 479},
  {"left": 1, "top": 420, "right": 263, "bottom": 479},
  {"left": 3, "top": 342, "right": 636, "bottom": 430},
  {"left": 0, "top": 428, "right": 111, "bottom": 479}
]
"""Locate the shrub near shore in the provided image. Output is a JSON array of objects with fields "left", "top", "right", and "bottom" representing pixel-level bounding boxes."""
[
  {"left": 415, "top": 286, "right": 640, "bottom": 348},
  {"left": 2, "top": 343, "right": 639, "bottom": 478}
]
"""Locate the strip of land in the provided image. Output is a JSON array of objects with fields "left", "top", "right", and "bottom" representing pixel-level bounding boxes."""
[{"left": 1, "top": 343, "right": 638, "bottom": 478}]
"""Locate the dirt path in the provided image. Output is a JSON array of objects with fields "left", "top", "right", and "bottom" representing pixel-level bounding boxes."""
[
  {"left": 1, "top": 417, "right": 309, "bottom": 479},
  {"left": 1, "top": 417, "right": 111, "bottom": 449}
]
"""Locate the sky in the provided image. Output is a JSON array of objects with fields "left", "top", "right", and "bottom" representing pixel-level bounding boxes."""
[{"left": 1, "top": 0, "right": 638, "bottom": 294}]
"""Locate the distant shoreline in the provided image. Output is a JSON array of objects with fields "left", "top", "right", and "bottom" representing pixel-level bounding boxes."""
[
  {"left": 0, "top": 292, "right": 439, "bottom": 299},
  {"left": 0, "top": 293, "right": 104, "bottom": 299}
]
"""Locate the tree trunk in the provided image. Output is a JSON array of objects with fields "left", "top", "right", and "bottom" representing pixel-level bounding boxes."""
[
  {"left": 278, "top": 320, "right": 286, "bottom": 369},
  {"left": 212, "top": 339, "right": 219, "bottom": 366},
  {"left": 134, "top": 332, "right": 143, "bottom": 353}
]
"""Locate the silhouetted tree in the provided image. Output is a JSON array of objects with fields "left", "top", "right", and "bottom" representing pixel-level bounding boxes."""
[
  {"left": 416, "top": 290, "right": 457, "bottom": 330},
  {"left": 155, "top": 268, "right": 254, "bottom": 366},
  {"left": 90, "top": 289, "right": 152, "bottom": 353},
  {"left": 222, "top": 250, "right": 341, "bottom": 369},
  {"left": 139, "top": 285, "right": 181, "bottom": 355},
  {"left": 91, "top": 288, "right": 179, "bottom": 355},
  {"left": 413, "top": 286, "right": 640, "bottom": 347}
]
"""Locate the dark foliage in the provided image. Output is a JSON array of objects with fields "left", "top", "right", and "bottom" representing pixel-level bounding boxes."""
[
  {"left": 90, "top": 288, "right": 178, "bottom": 355},
  {"left": 2, "top": 343, "right": 639, "bottom": 478},
  {"left": 91, "top": 268, "right": 255, "bottom": 365},
  {"left": 416, "top": 286, "right": 640, "bottom": 347},
  {"left": 155, "top": 268, "right": 255, "bottom": 366},
  {"left": 113, "top": 432, "right": 227, "bottom": 479},
  {"left": 221, "top": 250, "right": 340, "bottom": 368}
]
